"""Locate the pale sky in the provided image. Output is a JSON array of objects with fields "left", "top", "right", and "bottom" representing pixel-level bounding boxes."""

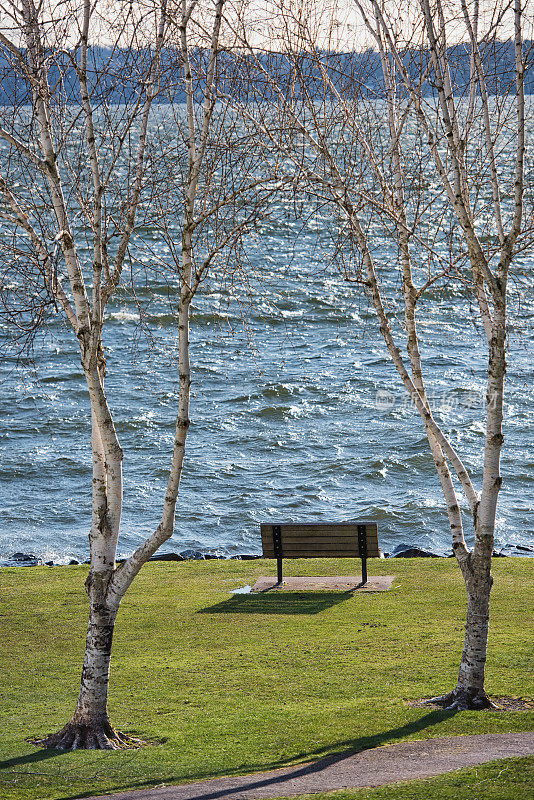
[
  {"left": 1, "top": 0, "right": 532, "bottom": 53},
  {"left": 233, "top": 0, "right": 534, "bottom": 52}
]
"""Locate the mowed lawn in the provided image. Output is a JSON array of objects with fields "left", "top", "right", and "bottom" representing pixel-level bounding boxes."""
[{"left": 0, "top": 557, "right": 532, "bottom": 800}]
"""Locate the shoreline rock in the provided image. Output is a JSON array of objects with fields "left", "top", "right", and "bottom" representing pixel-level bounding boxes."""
[
  {"left": 1, "top": 543, "right": 532, "bottom": 568},
  {"left": 2, "top": 552, "right": 42, "bottom": 567},
  {"left": 390, "top": 543, "right": 443, "bottom": 558}
]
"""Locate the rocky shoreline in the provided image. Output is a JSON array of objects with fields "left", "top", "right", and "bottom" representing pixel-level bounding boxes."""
[{"left": 2, "top": 541, "right": 533, "bottom": 568}]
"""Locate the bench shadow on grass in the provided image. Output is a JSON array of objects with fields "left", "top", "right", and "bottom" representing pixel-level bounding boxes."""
[{"left": 199, "top": 590, "right": 354, "bottom": 615}]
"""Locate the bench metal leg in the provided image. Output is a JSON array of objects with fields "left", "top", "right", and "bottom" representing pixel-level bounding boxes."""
[
  {"left": 273, "top": 525, "right": 283, "bottom": 585},
  {"left": 357, "top": 524, "right": 368, "bottom": 585}
]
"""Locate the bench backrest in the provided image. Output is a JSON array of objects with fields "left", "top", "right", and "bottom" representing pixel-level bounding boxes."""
[{"left": 260, "top": 522, "right": 379, "bottom": 559}]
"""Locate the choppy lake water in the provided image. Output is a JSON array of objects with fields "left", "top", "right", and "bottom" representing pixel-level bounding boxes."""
[{"left": 1, "top": 122, "right": 533, "bottom": 565}]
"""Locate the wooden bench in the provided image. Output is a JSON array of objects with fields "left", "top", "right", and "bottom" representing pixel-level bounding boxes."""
[{"left": 260, "top": 521, "right": 380, "bottom": 586}]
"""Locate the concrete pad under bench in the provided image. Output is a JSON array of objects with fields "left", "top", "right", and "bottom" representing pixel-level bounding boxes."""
[{"left": 251, "top": 575, "right": 395, "bottom": 592}]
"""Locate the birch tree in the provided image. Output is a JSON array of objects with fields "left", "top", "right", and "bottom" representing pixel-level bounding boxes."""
[
  {"left": 0, "top": 0, "right": 267, "bottom": 748},
  {"left": 231, "top": 0, "right": 533, "bottom": 708}
]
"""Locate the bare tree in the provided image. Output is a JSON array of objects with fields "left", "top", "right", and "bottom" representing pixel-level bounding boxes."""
[
  {"left": 230, "top": 0, "right": 533, "bottom": 708},
  {"left": 0, "top": 0, "right": 271, "bottom": 748}
]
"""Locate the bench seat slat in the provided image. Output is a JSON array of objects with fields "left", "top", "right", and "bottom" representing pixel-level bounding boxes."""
[
  {"left": 262, "top": 550, "right": 380, "bottom": 559},
  {"left": 266, "top": 534, "right": 372, "bottom": 542},
  {"left": 261, "top": 523, "right": 377, "bottom": 533},
  {"left": 266, "top": 537, "right": 375, "bottom": 547},
  {"left": 262, "top": 546, "right": 380, "bottom": 554},
  {"left": 264, "top": 539, "right": 378, "bottom": 556}
]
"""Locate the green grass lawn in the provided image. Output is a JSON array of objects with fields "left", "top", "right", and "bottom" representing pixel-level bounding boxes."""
[{"left": 0, "top": 557, "right": 532, "bottom": 800}]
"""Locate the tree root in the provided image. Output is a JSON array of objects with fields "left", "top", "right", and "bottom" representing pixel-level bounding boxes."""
[
  {"left": 31, "top": 718, "right": 145, "bottom": 750},
  {"left": 423, "top": 687, "right": 499, "bottom": 711}
]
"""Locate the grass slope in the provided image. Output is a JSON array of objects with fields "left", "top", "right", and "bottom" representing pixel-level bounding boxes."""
[{"left": 0, "top": 557, "right": 532, "bottom": 800}]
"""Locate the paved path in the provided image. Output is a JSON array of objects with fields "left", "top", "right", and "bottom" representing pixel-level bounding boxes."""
[{"left": 87, "top": 732, "right": 534, "bottom": 800}]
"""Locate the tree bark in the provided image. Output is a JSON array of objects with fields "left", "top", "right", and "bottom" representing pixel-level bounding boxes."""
[
  {"left": 37, "top": 602, "right": 135, "bottom": 749},
  {"left": 430, "top": 558, "right": 495, "bottom": 710},
  {"left": 37, "top": 360, "right": 137, "bottom": 748}
]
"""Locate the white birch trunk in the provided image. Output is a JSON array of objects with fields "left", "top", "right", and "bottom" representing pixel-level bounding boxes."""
[
  {"left": 441, "top": 295, "right": 507, "bottom": 709},
  {"left": 344, "top": 0, "right": 526, "bottom": 709},
  {"left": 40, "top": 352, "right": 130, "bottom": 747},
  {"left": 37, "top": 0, "right": 225, "bottom": 748},
  {"left": 42, "top": 601, "right": 126, "bottom": 749}
]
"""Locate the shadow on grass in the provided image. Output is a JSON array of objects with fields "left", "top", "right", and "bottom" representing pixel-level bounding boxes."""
[
  {"left": 199, "top": 591, "right": 354, "bottom": 615},
  {"left": 55, "top": 708, "right": 458, "bottom": 800},
  {"left": 0, "top": 746, "right": 65, "bottom": 769},
  {"left": 306, "top": 708, "right": 459, "bottom": 761}
]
